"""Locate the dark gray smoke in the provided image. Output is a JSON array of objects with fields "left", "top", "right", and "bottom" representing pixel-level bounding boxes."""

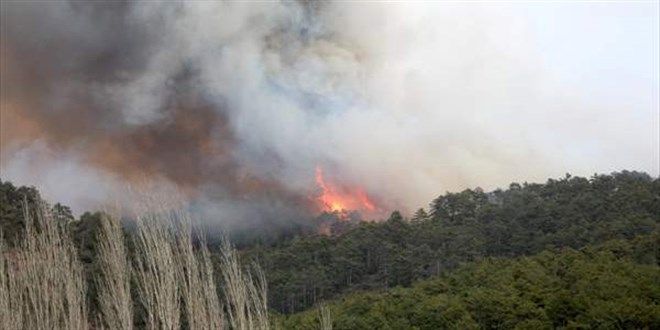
[
  {"left": 1, "top": 2, "right": 323, "bottom": 228},
  {"left": 2, "top": 1, "right": 657, "bottom": 228}
]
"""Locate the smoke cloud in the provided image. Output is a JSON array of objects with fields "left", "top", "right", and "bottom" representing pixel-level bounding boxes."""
[{"left": 1, "top": 2, "right": 658, "bottom": 228}]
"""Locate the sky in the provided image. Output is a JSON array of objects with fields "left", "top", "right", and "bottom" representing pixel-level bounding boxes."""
[
  {"left": 0, "top": 1, "right": 658, "bottom": 225},
  {"left": 511, "top": 2, "right": 658, "bottom": 174}
]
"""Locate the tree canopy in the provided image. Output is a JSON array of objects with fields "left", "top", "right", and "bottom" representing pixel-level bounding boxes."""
[
  {"left": 281, "top": 234, "right": 659, "bottom": 329},
  {"left": 249, "top": 171, "right": 659, "bottom": 313}
]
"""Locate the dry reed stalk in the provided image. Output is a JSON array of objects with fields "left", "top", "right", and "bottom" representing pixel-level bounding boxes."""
[
  {"left": 3, "top": 188, "right": 271, "bottom": 330},
  {"left": 133, "top": 210, "right": 180, "bottom": 330},
  {"left": 131, "top": 195, "right": 228, "bottom": 330},
  {"left": 220, "top": 239, "right": 270, "bottom": 330},
  {"left": 0, "top": 233, "right": 12, "bottom": 328},
  {"left": 96, "top": 213, "right": 133, "bottom": 330},
  {"left": 1, "top": 231, "right": 24, "bottom": 330},
  {"left": 3, "top": 201, "right": 87, "bottom": 329},
  {"left": 319, "top": 303, "right": 332, "bottom": 330},
  {"left": 198, "top": 244, "right": 224, "bottom": 329},
  {"left": 173, "top": 210, "right": 224, "bottom": 329}
]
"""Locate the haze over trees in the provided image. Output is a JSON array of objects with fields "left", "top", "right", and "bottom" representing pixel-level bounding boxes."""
[
  {"left": 0, "top": 170, "right": 658, "bottom": 329},
  {"left": 250, "top": 171, "right": 659, "bottom": 314},
  {"left": 0, "top": 182, "right": 269, "bottom": 330}
]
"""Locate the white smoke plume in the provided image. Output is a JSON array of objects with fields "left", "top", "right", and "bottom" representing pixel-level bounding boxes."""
[{"left": 1, "top": 2, "right": 657, "bottom": 228}]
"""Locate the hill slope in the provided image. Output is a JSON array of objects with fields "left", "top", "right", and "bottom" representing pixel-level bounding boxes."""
[
  {"left": 281, "top": 234, "right": 659, "bottom": 329},
  {"left": 249, "top": 171, "right": 659, "bottom": 313}
]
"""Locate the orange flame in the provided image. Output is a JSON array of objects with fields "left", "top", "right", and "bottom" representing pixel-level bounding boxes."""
[{"left": 314, "top": 166, "right": 376, "bottom": 214}]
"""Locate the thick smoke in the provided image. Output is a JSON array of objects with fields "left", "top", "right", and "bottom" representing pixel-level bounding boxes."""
[{"left": 1, "top": 2, "right": 658, "bottom": 228}]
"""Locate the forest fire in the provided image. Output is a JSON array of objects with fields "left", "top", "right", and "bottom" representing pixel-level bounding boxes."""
[{"left": 314, "top": 166, "right": 376, "bottom": 215}]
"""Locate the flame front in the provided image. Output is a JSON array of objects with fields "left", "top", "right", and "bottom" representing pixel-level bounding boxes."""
[{"left": 315, "top": 166, "right": 376, "bottom": 214}]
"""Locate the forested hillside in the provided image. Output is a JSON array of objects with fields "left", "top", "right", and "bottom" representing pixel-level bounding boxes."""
[
  {"left": 3, "top": 2, "right": 657, "bottom": 329},
  {"left": 2, "top": 171, "right": 659, "bottom": 325},
  {"left": 248, "top": 171, "right": 659, "bottom": 313},
  {"left": 281, "top": 234, "right": 659, "bottom": 329}
]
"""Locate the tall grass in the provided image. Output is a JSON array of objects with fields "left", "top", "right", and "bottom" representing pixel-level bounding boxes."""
[
  {"left": 133, "top": 211, "right": 181, "bottom": 330},
  {"left": 1, "top": 201, "right": 87, "bottom": 329},
  {"left": 319, "top": 303, "right": 332, "bottom": 330},
  {"left": 220, "top": 239, "right": 270, "bottom": 330},
  {"left": 173, "top": 212, "right": 223, "bottom": 329},
  {"left": 0, "top": 231, "right": 13, "bottom": 328},
  {"left": 96, "top": 213, "right": 133, "bottom": 330},
  {"left": 0, "top": 199, "right": 271, "bottom": 329}
]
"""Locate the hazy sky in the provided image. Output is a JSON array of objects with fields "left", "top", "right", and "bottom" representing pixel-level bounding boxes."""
[
  {"left": 1, "top": 1, "right": 658, "bottom": 221},
  {"left": 509, "top": 2, "right": 658, "bottom": 174}
]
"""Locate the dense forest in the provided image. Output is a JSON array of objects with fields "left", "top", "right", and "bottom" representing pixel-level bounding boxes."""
[
  {"left": 249, "top": 171, "right": 659, "bottom": 313},
  {"left": 1, "top": 170, "right": 659, "bottom": 328},
  {"left": 281, "top": 234, "right": 659, "bottom": 329}
]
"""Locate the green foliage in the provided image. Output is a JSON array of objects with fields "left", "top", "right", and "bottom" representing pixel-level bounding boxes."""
[
  {"left": 0, "top": 179, "right": 41, "bottom": 246},
  {"left": 282, "top": 236, "right": 660, "bottom": 329},
  {"left": 3, "top": 171, "right": 659, "bottom": 325},
  {"left": 0, "top": 179, "right": 75, "bottom": 246},
  {"left": 251, "top": 171, "right": 659, "bottom": 313}
]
